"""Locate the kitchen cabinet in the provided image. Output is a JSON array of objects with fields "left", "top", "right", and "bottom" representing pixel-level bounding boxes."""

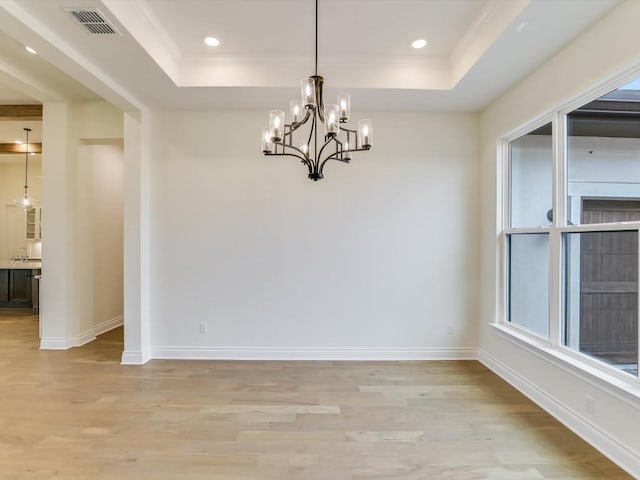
[
  {"left": 26, "top": 207, "right": 42, "bottom": 240},
  {"left": 0, "top": 269, "right": 37, "bottom": 308}
]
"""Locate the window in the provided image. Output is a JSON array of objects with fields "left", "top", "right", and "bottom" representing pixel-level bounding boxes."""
[
  {"left": 508, "top": 234, "right": 549, "bottom": 338},
  {"left": 509, "top": 124, "right": 553, "bottom": 229},
  {"left": 503, "top": 79, "right": 640, "bottom": 378},
  {"left": 505, "top": 123, "right": 552, "bottom": 338},
  {"left": 566, "top": 82, "right": 640, "bottom": 226},
  {"left": 564, "top": 230, "right": 638, "bottom": 376}
]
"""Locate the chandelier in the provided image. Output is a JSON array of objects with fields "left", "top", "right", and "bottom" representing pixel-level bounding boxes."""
[
  {"left": 14, "top": 127, "right": 37, "bottom": 210},
  {"left": 261, "top": 0, "right": 372, "bottom": 181}
]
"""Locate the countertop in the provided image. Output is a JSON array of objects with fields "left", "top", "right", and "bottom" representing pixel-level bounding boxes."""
[{"left": 0, "top": 261, "right": 42, "bottom": 269}]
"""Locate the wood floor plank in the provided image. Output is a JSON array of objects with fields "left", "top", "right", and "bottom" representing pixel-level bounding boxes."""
[{"left": 0, "top": 312, "right": 633, "bottom": 479}]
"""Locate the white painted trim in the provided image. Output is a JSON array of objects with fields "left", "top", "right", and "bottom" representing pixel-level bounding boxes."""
[
  {"left": 493, "top": 320, "right": 553, "bottom": 347},
  {"left": 504, "top": 227, "right": 553, "bottom": 235},
  {"left": 40, "top": 316, "right": 123, "bottom": 350},
  {"left": 121, "top": 350, "right": 151, "bottom": 365},
  {"left": 549, "top": 111, "right": 563, "bottom": 348},
  {"left": 73, "top": 315, "right": 125, "bottom": 347},
  {"left": 74, "top": 331, "right": 97, "bottom": 347},
  {"left": 94, "top": 315, "right": 124, "bottom": 336},
  {"left": 40, "top": 337, "right": 73, "bottom": 350},
  {"left": 478, "top": 349, "right": 640, "bottom": 478},
  {"left": 558, "top": 222, "right": 640, "bottom": 233},
  {"left": 490, "top": 323, "right": 640, "bottom": 405},
  {"left": 559, "top": 62, "right": 640, "bottom": 118},
  {"left": 150, "top": 346, "right": 478, "bottom": 361}
]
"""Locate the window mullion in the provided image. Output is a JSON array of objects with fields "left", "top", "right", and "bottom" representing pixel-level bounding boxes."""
[
  {"left": 556, "top": 113, "right": 568, "bottom": 229},
  {"left": 558, "top": 222, "right": 640, "bottom": 233},
  {"left": 505, "top": 227, "right": 553, "bottom": 235},
  {"left": 498, "top": 139, "right": 509, "bottom": 327},
  {"left": 502, "top": 139, "right": 510, "bottom": 231},
  {"left": 549, "top": 112, "right": 566, "bottom": 348}
]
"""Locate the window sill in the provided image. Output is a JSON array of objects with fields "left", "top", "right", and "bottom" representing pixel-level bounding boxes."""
[{"left": 490, "top": 322, "right": 640, "bottom": 408}]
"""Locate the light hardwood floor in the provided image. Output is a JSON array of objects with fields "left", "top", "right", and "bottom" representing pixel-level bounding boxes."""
[{"left": 0, "top": 310, "right": 632, "bottom": 479}]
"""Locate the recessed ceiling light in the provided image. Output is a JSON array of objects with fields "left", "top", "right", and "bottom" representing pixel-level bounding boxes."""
[
  {"left": 25, "top": 46, "right": 37, "bottom": 54},
  {"left": 412, "top": 39, "right": 427, "bottom": 49},
  {"left": 515, "top": 21, "right": 529, "bottom": 32},
  {"left": 204, "top": 36, "right": 220, "bottom": 47}
]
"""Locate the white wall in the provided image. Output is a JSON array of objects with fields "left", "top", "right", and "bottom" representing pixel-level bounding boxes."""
[
  {"left": 41, "top": 101, "right": 124, "bottom": 349},
  {"left": 479, "top": 1, "right": 640, "bottom": 475},
  {"left": 76, "top": 143, "right": 124, "bottom": 339},
  {"left": 149, "top": 110, "right": 480, "bottom": 359}
]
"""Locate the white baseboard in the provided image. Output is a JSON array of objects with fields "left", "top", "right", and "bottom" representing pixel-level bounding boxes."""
[
  {"left": 40, "top": 315, "right": 123, "bottom": 350},
  {"left": 94, "top": 315, "right": 124, "bottom": 336},
  {"left": 121, "top": 350, "right": 151, "bottom": 365},
  {"left": 478, "top": 349, "right": 640, "bottom": 478},
  {"left": 40, "top": 337, "right": 74, "bottom": 350},
  {"left": 151, "top": 346, "right": 478, "bottom": 361},
  {"left": 74, "top": 331, "right": 97, "bottom": 347}
]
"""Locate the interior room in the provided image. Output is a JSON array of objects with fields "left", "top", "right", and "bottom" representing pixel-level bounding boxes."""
[
  {"left": 0, "top": 0, "right": 639, "bottom": 478},
  {"left": 0, "top": 120, "right": 42, "bottom": 316}
]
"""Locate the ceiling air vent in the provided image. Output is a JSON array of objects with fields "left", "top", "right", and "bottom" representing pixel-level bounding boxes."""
[{"left": 66, "top": 8, "right": 120, "bottom": 35}]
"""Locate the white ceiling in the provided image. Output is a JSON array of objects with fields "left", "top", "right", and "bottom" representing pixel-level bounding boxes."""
[{"left": 0, "top": 0, "right": 623, "bottom": 113}]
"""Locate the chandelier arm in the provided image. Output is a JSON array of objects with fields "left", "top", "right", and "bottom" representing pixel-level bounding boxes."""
[
  {"left": 319, "top": 152, "right": 344, "bottom": 172},
  {"left": 320, "top": 144, "right": 372, "bottom": 170},
  {"left": 316, "top": 78, "right": 325, "bottom": 123},
  {"left": 270, "top": 143, "right": 312, "bottom": 168},
  {"left": 338, "top": 126, "right": 359, "bottom": 148},
  {"left": 287, "top": 108, "right": 312, "bottom": 135},
  {"left": 320, "top": 155, "right": 350, "bottom": 167},
  {"left": 316, "top": 135, "right": 337, "bottom": 167},
  {"left": 333, "top": 137, "right": 348, "bottom": 162},
  {"left": 277, "top": 151, "right": 313, "bottom": 176}
]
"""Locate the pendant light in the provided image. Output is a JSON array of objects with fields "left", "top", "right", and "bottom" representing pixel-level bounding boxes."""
[{"left": 14, "top": 127, "right": 37, "bottom": 210}]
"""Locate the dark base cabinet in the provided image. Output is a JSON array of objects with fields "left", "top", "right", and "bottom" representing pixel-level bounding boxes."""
[
  {"left": 0, "top": 270, "right": 8, "bottom": 303},
  {"left": 0, "top": 269, "right": 35, "bottom": 308}
]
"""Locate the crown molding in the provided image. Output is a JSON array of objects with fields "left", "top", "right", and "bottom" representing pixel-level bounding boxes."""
[
  {"left": 450, "top": 0, "right": 529, "bottom": 86},
  {"left": 102, "top": 0, "right": 182, "bottom": 84}
]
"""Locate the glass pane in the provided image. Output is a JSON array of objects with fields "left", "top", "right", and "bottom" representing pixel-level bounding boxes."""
[
  {"left": 509, "top": 123, "right": 553, "bottom": 228},
  {"left": 508, "top": 233, "right": 550, "bottom": 337},
  {"left": 567, "top": 79, "right": 640, "bottom": 225},
  {"left": 564, "top": 231, "right": 638, "bottom": 377}
]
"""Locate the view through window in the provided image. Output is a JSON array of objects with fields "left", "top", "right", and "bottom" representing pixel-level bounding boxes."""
[
  {"left": 505, "top": 79, "right": 640, "bottom": 377},
  {"left": 564, "top": 80, "right": 640, "bottom": 376}
]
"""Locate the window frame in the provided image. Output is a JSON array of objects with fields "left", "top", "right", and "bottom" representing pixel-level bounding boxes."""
[
  {"left": 506, "top": 231, "right": 552, "bottom": 340},
  {"left": 500, "top": 116, "right": 555, "bottom": 346},
  {"left": 497, "top": 71, "right": 640, "bottom": 389}
]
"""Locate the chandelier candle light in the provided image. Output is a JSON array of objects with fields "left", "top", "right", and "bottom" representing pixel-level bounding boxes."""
[
  {"left": 14, "top": 127, "right": 36, "bottom": 210},
  {"left": 261, "top": 0, "right": 372, "bottom": 181}
]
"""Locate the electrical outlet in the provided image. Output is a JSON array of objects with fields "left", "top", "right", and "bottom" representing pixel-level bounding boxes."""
[
  {"left": 447, "top": 323, "right": 454, "bottom": 334},
  {"left": 585, "top": 395, "right": 595, "bottom": 415},
  {"left": 199, "top": 322, "right": 207, "bottom": 334}
]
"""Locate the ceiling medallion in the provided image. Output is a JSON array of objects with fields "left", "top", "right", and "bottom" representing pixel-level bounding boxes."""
[{"left": 261, "top": 0, "right": 372, "bottom": 181}]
